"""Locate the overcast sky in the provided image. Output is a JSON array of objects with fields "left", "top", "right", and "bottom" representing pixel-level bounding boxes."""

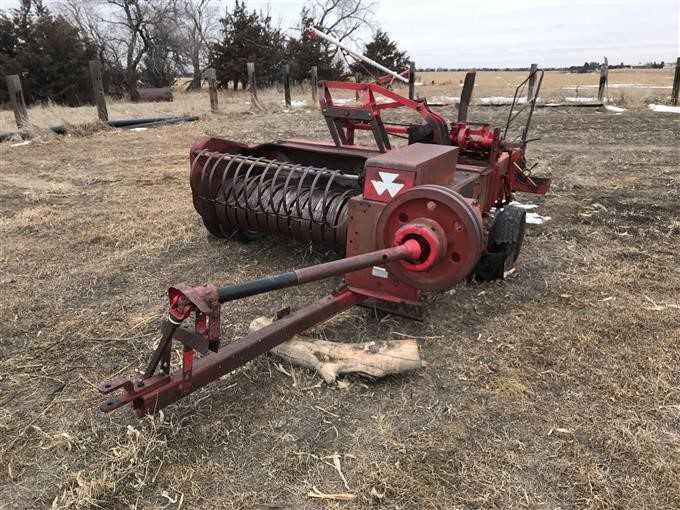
[{"left": 0, "top": 0, "right": 677, "bottom": 67}]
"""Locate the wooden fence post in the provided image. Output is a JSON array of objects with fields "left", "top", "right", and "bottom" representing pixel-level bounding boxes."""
[
  {"left": 5, "top": 74, "right": 29, "bottom": 130},
  {"left": 247, "top": 62, "right": 257, "bottom": 101},
  {"left": 206, "top": 68, "right": 218, "bottom": 112},
  {"left": 671, "top": 57, "right": 680, "bottom": 106},
  {"left": 598, "top": 57, "right": 609, "bottom": 102},
  {"left": 354, "top": 73, "right": 360, "bottom": 101},
  {"left": 89, "top": 60, "right": 109, "bottom": 122},
  {"left": 527, "top": 63, "right": 538, "bottom": 101},
  {"left": 283, "top": 63, "right": 291, "bottom": 107},
  {"left": 458, "top": 71, "right": 476, "bottom": 122},
  {"left": 310, "top": 65, "right": 318, "bottom": 104},
  {"left": 408, "top": 61, "right": 416, "bottom": 100}
]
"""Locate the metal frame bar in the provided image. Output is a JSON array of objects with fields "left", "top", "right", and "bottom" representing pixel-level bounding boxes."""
[
  {"left": 101, "top": 289, "right": 366, "bottom": 416},
  {"left": 503, "top": 69, "right": 544, "bottom": 148}
]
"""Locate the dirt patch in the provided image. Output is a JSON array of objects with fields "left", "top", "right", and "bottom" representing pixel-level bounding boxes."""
[{"left": 0, "top": 106, "right": 679, "bottom": 509}]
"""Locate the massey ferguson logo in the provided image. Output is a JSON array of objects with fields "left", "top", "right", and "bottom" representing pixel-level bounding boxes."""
[
  {"left": 372, "top": 172, "right": 404, "bottom": 198},
  {"left": 363, "top": 168, "right": 415, "bottom": 203}
]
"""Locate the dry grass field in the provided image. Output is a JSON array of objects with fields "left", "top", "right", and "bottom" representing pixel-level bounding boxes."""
[
  {"left": 1, "top": 75, "right": 679, "bottom": 509},
  {"left": 0, "top": 69, "right": 675, "bottom": 134}
]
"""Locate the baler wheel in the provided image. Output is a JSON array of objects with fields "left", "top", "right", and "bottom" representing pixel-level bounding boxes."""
[
  {"left": 376, "top": 185, "right": 485, "bottom": 291},
  {"left": 475, "top": 205, "right": 526, "bottom": 281},
  {"left": 237, "top": 229, "right": 262, "bottom": 242}
]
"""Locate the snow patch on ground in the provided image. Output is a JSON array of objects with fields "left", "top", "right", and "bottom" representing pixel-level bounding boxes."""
[
  {"left": 332, "top": 98, "right": 355, "bottom": 105},
  {"left": 430, "top": 96, "right": 460, "bottom": 104},
  {"left": 130, "top": 127, "right": 148, "bottom": 132},
  {"left": 508, "top": 201, "right": 538, "bottom": 210},
  {"left": 648, "top": 104, "right": 680, "bottom": 113},
  {"left": 526, "top": 212, "right": 551, "bottom": 225},
  {"left": 478, "top": 96, "right": 528, "bottom": 105},
  {"left": 565, "top": 97, "right": 600, "bottom": 103},
  {"left": 562, "top": 84, "right": 672, "bottom": 90},
  {"left": 289, "top": 99, "right": 307, "bottom": 108},
  {"left": 492, "top": 201, "right": 551, "bottom": 225},
  {"left": 604, "top": 104, "right": 626, "bottom": 113},
  {"left": 10, "top": 140, "right": 31, "bottom": 147}
]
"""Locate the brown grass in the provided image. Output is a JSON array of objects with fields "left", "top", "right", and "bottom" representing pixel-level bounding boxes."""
[
  {"left": 0, "top": 100, "right": 679, "bottom": 508},
  {"left": 1, "top": 69, "right": 675, "bottom": 133}
]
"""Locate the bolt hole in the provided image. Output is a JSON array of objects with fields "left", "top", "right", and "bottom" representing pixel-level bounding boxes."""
[
  {"left": 431, "top": 227, "right": 436, "bottom": 232},
  {"left": 104, "top": 383, "right": 111, "bottom": 388},
  {"left": 398, "top": 213, "right": 409, "bottom": 223},
  {"left": 106, "top": 401, "right": 113, "bottom": 406},
  {"left": 382, "top": 254, "right": 387, "bottom": 260},
  {"left": 451, "top": 252, "right": 461, "bottom": 263}
]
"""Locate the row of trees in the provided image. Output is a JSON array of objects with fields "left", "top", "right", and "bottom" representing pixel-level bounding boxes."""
[{"left": 0, "top": 0, "right": 412, "bottom": 106}]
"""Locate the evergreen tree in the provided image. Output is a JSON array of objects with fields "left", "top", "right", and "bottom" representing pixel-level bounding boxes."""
[
  {"left": 351, "top": 29, "right": 409, "bottom": 80},
  {"left": 209, "top": 1, "right": 286, "bottom": 89},
  {"left": 0, "top": 2, "right": 96, "bottom": 106},
  {"left": 285, "top": 14, "right": 346, "bottom": 82}
]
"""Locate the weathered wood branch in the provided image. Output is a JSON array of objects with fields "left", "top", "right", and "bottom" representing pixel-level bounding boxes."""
[{"left": 249, "top": 316, "right": 423, "bottom": 383}]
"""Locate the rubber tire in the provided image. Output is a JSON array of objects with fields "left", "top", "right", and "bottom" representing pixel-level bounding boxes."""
[
  {"left": 475, "top": 205, "right": 526, "bottom": 281},
  {"left": 203, "top": 220, "right": 226, "bottom": 239},
  {"left": 236, "top": 229, "right": 262, "bottom": 242}
]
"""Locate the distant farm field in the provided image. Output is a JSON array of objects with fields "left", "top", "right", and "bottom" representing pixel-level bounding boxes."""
[{"left": 416, "top": 68, "right": 675, "bottom": 105}]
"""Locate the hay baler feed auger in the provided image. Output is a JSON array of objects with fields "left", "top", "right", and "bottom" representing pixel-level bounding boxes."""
[{"left": 100, "top": 79, "right": 552, "bottom": 417}]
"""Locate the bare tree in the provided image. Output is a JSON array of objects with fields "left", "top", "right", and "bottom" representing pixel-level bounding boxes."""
[
  {"left": 57, "top": 0, "right": 118, "bottom": 64},
  {"left": 303, "top": 0, "right": 376, "bottom": 43},
  {"left": 56, "top": 0, "right": 177, "bottom": 100},
  {"left": 105, "top": 0, "right": 179, "bottom": 100},
  {"left": 177, "top": 0, "right": 220, "bottom": 90}
]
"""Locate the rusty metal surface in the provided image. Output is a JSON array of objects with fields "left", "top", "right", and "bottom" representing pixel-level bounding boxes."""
[
  {"left": 190, "top": 137, "right": 375, "bottom": 174},
  {"left": 343, "top": 197, "right": 420, "bottom": 304},
  {"left": 364, "top": 143, "right": 458, "bottom": 183},
  {"left": 190, "top": 150, "right": 360, "bottom": 247},
  {"left": 295, "top": 240, "right": 421, "bottom": 284},
  {"left": 100, "top": 289, "right": 366, "bottom": 416},
  {"left": 376, "top": 185, "right": 484, "bottom": 291}
]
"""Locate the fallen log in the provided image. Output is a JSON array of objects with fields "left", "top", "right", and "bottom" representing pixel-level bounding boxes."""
[
  {"left": 133, "top": 87, "right": 174, "bottom": 103},
  {"left": 249, "top": 316, "right": 423, "bottom": 383}
]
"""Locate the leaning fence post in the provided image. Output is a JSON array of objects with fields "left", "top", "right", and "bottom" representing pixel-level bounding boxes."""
[
  {"left": 283, "top": 63, "right": 291, "bottom": 107},
  {"left": 89, "top": 60, "right": 109, "bottom": 122},
  {"left": 5, "top": 74, "right": 29, "bottom": 130},
  {"left": 598, "top": 57, "right": 609, "bottom": 103},
  {"left": 206, "top": 68, "right": 218, "bottom": 112},
  {"left": 671, "top": 57, "right": 680, "bottom": 106},
  {"left": 458, "top": 70, "right": 476, "bottom": 122},
  {"left": 408, "top": 61, "right": 416, "bottom": 100},
  {"left": 527, "top": 63, "right": 538, "bottom": 101},
  {"left": 310, "top": 65, "right": 318, "bottom": 104},
  {"left": 247, "top": 62, "right": 257, "bottom": 102}
]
